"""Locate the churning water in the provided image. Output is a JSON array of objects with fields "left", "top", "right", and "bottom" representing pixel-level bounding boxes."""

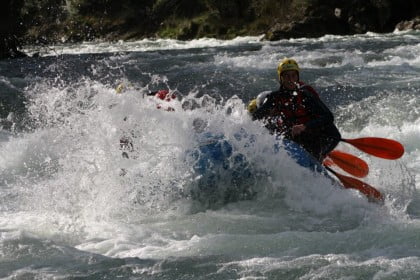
[{"left": 0, "top": 31, "right": 419, "bottom": 279}]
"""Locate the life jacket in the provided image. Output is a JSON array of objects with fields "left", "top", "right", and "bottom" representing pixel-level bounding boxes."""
[
  {"left": 250, "top": 82, "right": 340, "bottom": 159},
  {"left": 268, "top": 82, "right": 319, "bottom": 131}
]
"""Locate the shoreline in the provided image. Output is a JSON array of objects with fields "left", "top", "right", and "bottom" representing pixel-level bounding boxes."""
[{"left": 2, "top": 1, "right": 419, "bottom": 59}]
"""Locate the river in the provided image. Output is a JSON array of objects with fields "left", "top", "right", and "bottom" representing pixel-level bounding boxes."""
[{"left": 0, "top": 31, "right": 419, "bottom": 279}]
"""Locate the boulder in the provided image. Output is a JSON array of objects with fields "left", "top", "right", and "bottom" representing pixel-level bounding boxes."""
[
  {"left": 395, "top": 16, "right": 420, "bottom": 31},
  {"left": 265, "top": 5, "right": 350, "bottom": 40}
]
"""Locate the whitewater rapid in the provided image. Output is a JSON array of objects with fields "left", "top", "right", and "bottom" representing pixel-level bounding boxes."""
[{"left": 0, "top": 31, "right": 419, "bottom": 279}]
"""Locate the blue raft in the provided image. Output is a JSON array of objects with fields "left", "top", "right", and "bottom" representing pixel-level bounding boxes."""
[{"left": 187, "top": 132, "right": 330, "bottom": 207}]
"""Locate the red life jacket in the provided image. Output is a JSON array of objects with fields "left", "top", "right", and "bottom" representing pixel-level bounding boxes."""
[{"left": 269, "top": 82, "right": 320, "bottom": 130}]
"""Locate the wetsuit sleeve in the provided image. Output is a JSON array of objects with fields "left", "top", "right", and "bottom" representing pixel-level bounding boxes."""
[
  {"left": 251, "top": 93, "right": 274, "bottom": 120},
  {"left": 301, "top": 89, "right": 335, "bottom": 129}
]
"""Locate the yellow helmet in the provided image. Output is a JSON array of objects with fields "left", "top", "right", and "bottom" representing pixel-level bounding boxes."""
[
  {"left": 247, "top": 91, "right": 270, "bottom": 114},
  {"left": 247, "top": 99, "right": 258, "bottom": 113},
  {"left": 277, "top": 58, "right": 299, "bottom": 78}
]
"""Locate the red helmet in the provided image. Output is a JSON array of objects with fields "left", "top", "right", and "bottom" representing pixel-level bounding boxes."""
[
  {"left": 154, "top": 90, "right": 176, "bottom": 102},
  {"left": 148, "top": 90, "right": 176, "bottom": 111}
]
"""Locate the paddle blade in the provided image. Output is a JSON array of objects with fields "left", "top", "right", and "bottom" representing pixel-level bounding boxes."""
[
  {"left": 343, "top": 137, "right": 404, "bottom": 160},
  {"left": 327, "top": 168, "right": 384, "bottom": 203},
  {"left": 322, "top": 158, "right": 334, "bottom": 167},
  {"left": 327, "top": 150, "right": 369, "bottom": 178}
]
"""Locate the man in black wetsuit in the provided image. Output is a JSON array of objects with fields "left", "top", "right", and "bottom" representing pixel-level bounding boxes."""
[{"left": 248, "top": 58, "right": 341, "bottom": 161}]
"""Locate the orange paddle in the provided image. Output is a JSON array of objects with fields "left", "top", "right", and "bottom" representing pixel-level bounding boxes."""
[
  {"left": 325, "top": 150, "right": 369, "bottom": 178},
  {"left": 342, "top": 137, "right": 404, "bottom": 160},
  {"left": 325, "top": 166, "right": 384, "bottom": 203}
]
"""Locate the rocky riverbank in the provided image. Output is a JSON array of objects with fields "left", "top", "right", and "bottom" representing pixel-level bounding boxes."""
[{"left": 1, "top": 0, "right": 420, "bottom": 59}]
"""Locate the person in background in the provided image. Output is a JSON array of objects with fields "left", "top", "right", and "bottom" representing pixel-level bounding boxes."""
[
  {"left": 119, "top": 89, "right": 175, "bottom": 159},
  {"left": 248, "top": 58, "right": 341, "bottom": 161},
  {"left": 117, "top": 88, "right": 254, "bottom": 203}
]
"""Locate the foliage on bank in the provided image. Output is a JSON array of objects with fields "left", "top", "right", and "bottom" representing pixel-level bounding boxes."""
[{"left": 1, "top": 0, "right": 420, "bottom": 59}]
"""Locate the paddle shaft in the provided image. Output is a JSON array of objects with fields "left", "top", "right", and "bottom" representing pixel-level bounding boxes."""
[{"left": 325, "top": 166, "right": 384, "bottom": 202}]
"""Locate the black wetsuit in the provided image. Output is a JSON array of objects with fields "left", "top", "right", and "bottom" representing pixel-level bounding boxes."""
[{"left": 252, "top": 83, "right": 341, "bottom": 161}]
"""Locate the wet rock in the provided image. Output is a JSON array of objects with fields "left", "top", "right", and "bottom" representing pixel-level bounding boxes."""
[
  {"left": 266, "top": 5, "right": 350, "bottom": 40},
  {"left": 266, "top": 0, "right": 419, "bottom": 41},
  {"left": 396, "top": 16, "right": 420, "bottom": 31}
]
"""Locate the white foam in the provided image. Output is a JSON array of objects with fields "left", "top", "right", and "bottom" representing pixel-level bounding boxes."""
[
  {"left": 2, "top": 34, "right": 419, "bottom": 273},
  {"left": 23, "top": 36, "right": 264, "bottom": 57}
]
